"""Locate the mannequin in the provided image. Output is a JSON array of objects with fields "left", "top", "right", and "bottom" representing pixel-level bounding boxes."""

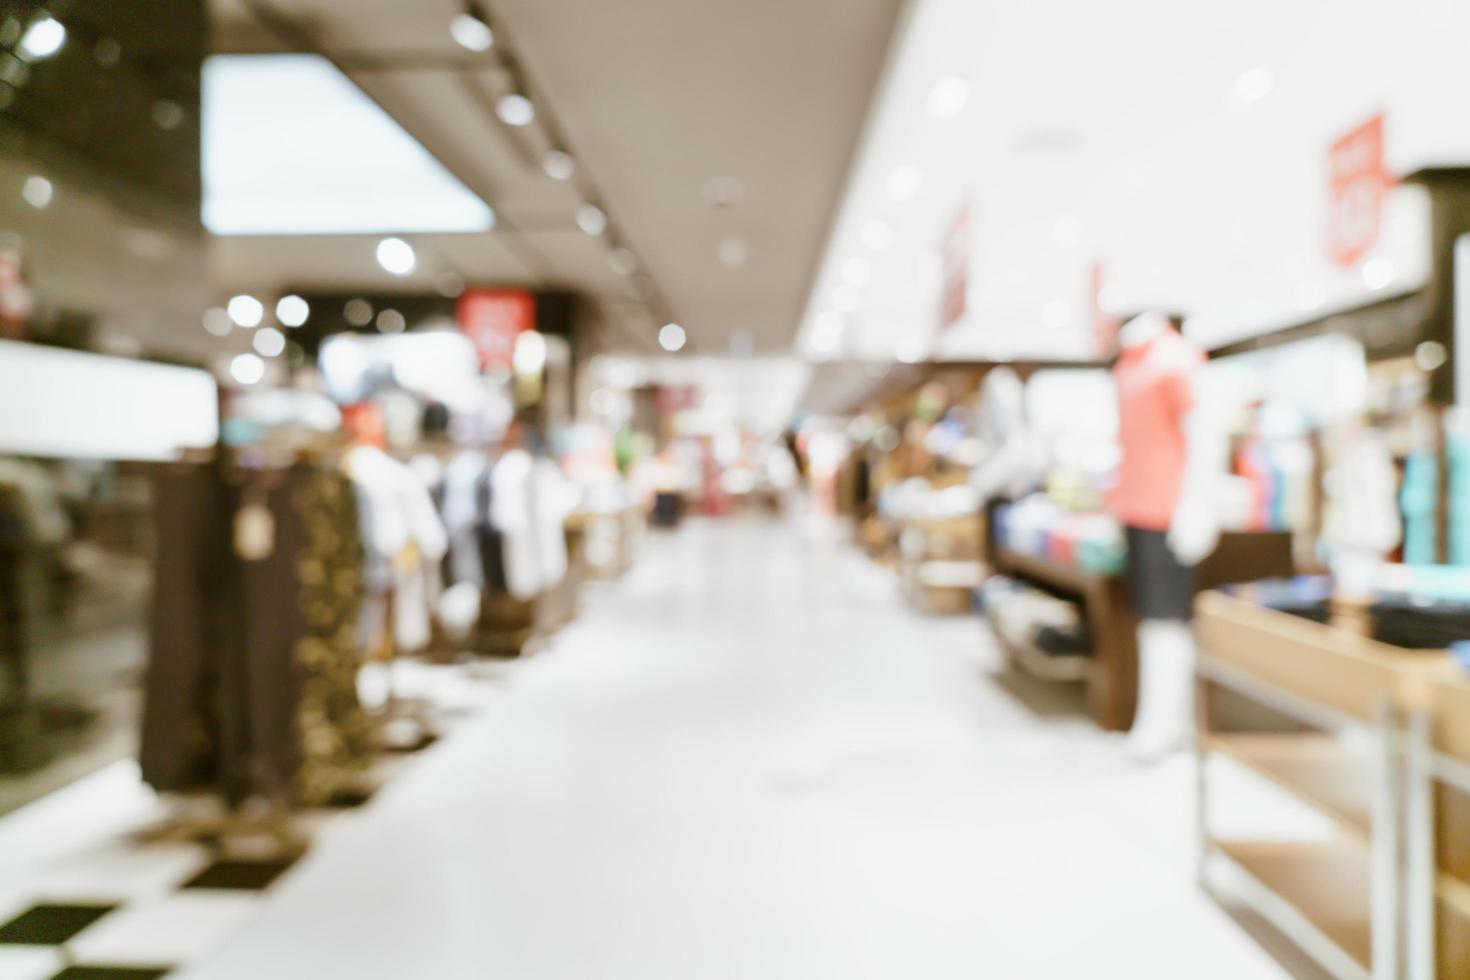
[{"left": 1111, "top": 312, "right": 1223, "bottom": 760}]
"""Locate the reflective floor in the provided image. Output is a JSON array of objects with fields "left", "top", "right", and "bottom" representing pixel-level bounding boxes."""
[
  {"left": 185, "top": 515, "right": 1292, "bottom": 979},
  {"left": 0, "top": 515, "right": 1304, "bottom": 978}
]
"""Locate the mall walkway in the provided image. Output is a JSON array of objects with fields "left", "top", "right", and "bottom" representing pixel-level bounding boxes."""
[{"left": 184, "top": 516, "right": 1293, "bottom": 979}]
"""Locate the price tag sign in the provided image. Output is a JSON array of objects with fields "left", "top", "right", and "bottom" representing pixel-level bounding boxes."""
[{"left": 1327, "top": 113, "right": 1390, "bottom": 268}]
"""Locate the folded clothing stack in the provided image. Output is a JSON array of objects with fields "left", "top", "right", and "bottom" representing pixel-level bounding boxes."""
[
  {"left": 981, "top": 576, "right": 1091, "bottom": 658},
  {"left": 1370, "top": 595, "right": 1470, "bottom": 649}
]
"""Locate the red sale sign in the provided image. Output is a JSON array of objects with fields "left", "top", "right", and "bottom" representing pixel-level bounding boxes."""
[
  {"left": 1327, "top": 113, "right": 1391, "bottom": 268},
  {"left": 456, "top": 289, "right": 535, "bottom": 371}
]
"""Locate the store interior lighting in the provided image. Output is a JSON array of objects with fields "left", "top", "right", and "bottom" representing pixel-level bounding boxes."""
[
  {"left": 575, "top": 204, "right": 607, "bottom": 236},
  {"left": 376, "top": 236, "right": 417, "bottom": 276},
  {"left": 252, "top": 326, "right": 286, "bottom": 357},
  {"left": 449, "top": 1, "right": 494, "bottom": 52},
  {"left": 226, "top": 294, "right": 263, "bottom": 328},
  {"left": 925, "top": 75, "right": 969, "bottom": 118},
  {"left": 229, "top": 352, "right": 265, "bottom": 385},
  {"left": 886, "top": 165, "right": 923, "bottom": 202},
  {"left": 203, "top": 55, "right": 495, "bottom": 235},
  {"left": 658, "top": 323, "right": 687, "bottom": 352},
  {"left": 542, "top": 150, "right": 575, "bottom": 180},
  {"left": 497, "top": 93, "right": 535, "bottom": 127},
  {"left": 276, "top": 294, "right": 310, "bottom": 328},
  {"left": 20, "top": 175, "right": 53, "bottom": 209},
  {"left": 18, "top": 15, "right": 66, "bottom": 60}
]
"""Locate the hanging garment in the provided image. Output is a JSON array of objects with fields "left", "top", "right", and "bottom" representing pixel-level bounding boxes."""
[
  {"left": 530, "top": 456, "right": 576, "bottom": 591},
  {"left": 441, "top": 450, "right": 490, "bottom": 588},
  {"left": 345, "top": 446, "right": 448, "bottom": 653},
  {"left": 490, "top": 449, "right": 539, "bottom": 600},
  {"left": 140, "top": 463, "right": 373, "bottom": 806}
]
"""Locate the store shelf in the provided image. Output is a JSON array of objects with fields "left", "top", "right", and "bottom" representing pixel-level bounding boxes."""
[
  {"left": 1204, "top": 734, "right": 1372, "bottom": 841},
  {"left": 1211, "top": 838, "right": 1373, "bottom": 979},
  {"left": 994, "top": 547, "right": 1094, "bottom": 595},
  {"left": 990, "top": 625, "right": 1090, "bottom": 682}
]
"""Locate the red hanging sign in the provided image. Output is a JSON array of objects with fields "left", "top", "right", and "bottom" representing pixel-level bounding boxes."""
[
  {"left": 939, "top": 205, "right": 970, "bottom": 328},
  {"left": 1326, "top": 113, "right": 1391, "bottom": 268},
  {"left": 456, "top": 289, "right": 535, "bottom": 371}
]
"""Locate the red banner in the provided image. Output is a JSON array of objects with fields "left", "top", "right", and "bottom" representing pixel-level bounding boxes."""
[
  {"left": 456, "top": 289, "right": 535, "bottom": 371},
  {"left": 939, "top": 205, "right": 970, "bottom": 328},
  {"left": 1327, "top": 113, "right": 1391, "bottom": 268}
]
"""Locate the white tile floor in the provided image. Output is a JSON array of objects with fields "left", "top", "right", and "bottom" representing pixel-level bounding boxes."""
[{"left": 1, "top": 515, "right": 1311, "bottom": 978}]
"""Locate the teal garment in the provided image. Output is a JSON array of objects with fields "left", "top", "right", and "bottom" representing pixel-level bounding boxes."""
[
  {"left": 1450, "top": 435, "right": 1470, "bottom": 567},
  {"left": 1401, "top": 452, "right": 1439, "bottom": 566}
]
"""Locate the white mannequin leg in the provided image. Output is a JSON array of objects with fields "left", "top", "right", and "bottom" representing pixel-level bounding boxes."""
[{"left": 1128, "top": 619, "right": 1196, "bottom": 761}]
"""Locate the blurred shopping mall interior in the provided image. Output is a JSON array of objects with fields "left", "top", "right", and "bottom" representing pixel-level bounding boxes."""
[{"left": 4, "top": 0, "right": 1470, "bottom": 977}]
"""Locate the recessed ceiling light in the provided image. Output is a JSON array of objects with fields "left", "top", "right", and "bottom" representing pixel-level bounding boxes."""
[
  {"left": 344, "top": 298, "right": 374, "bottom": 326},
  {"left": 376, "top": 308, "right": 406, "bottom": 334},
  {"left": 497, "top": 93, "right": 535, "bottom": 127},
  {"left": 861, "top": 220, "right": 892, "bottom": 251},
  {"left": 515, "top": 330, "right": 548, "bottom": 374},
  {"left": 229, "top": 352, "right": 265, "bottom": 385},
  {"left": 202, "top": 307, "right": 232, "bottom": 336},
  {"left": 1232, "top": 66, "right": 1274, "bottom": 108},
  {"left": 658, "top": 323, "right": 686, "bottom": 352},
  {"left": 376, "top": 236, "right": 416, "bottom": 275},
  {"left": 887, "top": 165, "right": 923, "bottom": 202},
  {"left": 1362, "top": 257, "right": 1394, "bottom": 290},
  {"left": 1416, "top": 341, "right": 1448, "bottom": 372},
  {"left": 19, "top": 15, "right": 66, "bottom": 61},
  {"left": 896, "top": 339, "right": 926, "bottom": 364},
  {"left": 21, "top": 174, "right": 52, "bottom": 209},
  {"left": 449, "top": 4, "right": 494, "bottom": 52},
  {"left": 276, "top": 294, "right": 310, "bottom": 327},
  {"left": 843, "top": 256, "right": 872, "bottom": 286},
  {"left": 227, "top": 294, "right": 263, "bottom": 328},
  {"left": 926, "top": 75, "right": 970, "bottom": 119},
  {"left": 608, "top": 249, "right": 637, "bottom": 276},
  {"left": 576, "top": 204, "right": 607, "bottom": 236},
  {"left": 543, "top": 150, "right": 574, "bottom": 180},
  {"left": 253, "top": 326, "right": 286, "bottom": 357}
]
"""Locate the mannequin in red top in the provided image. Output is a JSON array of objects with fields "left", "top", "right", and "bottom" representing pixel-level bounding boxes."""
[{"left": 1111, "top": 312, "right": 1224, "bottom": 760}]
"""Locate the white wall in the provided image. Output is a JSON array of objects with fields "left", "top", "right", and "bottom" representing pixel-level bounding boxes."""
[{"left": 805, "top": 0, "right": 1470, "bottom": 361}]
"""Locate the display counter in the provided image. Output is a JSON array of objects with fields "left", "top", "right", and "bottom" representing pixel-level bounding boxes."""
[{"left": 1195, "top": 590, "right": 1458, "bottom": 980}]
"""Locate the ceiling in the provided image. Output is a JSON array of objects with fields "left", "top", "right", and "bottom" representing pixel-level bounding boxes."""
[{"left": 208, "top": 0, "right": 904, "bottom": 355}]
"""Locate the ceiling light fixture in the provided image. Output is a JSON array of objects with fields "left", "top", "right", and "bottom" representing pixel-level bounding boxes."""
[
  {"left": 449, "top": 2, "right": 494, "bottom": 52},
  {"left": 226, "top": 294, "right": 264, "bottom": 328},
  {"left": 514, "top": 330, "right": 548, "bottom": 374},
  {"left": 276, "top": 294, "right": 309, "bottom": 327},
  {"left": 1362, "top": 257, "right": 1394, "bottom": 290},
  {"left": 202, "top": 308, "right": 232, "bottom": 337},
  {"left": 926, "top": 75, "right": 970, "bottom": 119},
  {"left": 253, "top": 326, "right": 286, "bottom": 357},
  {"left": 887, "top": 165, "right": 923, "bottom": 202},
  {"left": 575, "top": 204, "right": 607, "bottom": 236},
  {"left": 376, "top": 308, "right": 406, "bottom": 334},
  {"left": 343, "top": 298, "right": 374, "bottom": 327},
  {"left": 717, "top": 236, "right": 750, "bottom": 268},
  {"left": 608, "top": 249, "right": 637, "bottom": 276},
  {"left": 1232, "top": 66, "right": 1274, "bottom": 108},
  {"left": 229, "top": 352, "right": 265, "bottom": 386},
  {"left": 18, "top": 15, "right": 66, "bottom": 61},
  {"left": 543, "top": 150, "right": 574, "bottom": 181},
  {"left": 497, "top": 93, "right": 535, "bottom": 127},
  {"left": 21, "top": 174, "right": 52, "bottom": 209},
  {"left": 376, "top": 236, "right": 416, "bottom": 276},
  {"left": 658, "top": 323, "right": 686, "bottom": 352},
  {"left": 861, "top": 220, "right": 892, "bottom": 251}
]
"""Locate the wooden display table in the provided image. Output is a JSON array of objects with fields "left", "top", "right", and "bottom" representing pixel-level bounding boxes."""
[
  {"left": 1195, "top": 591, "right": 1455, "bottom": 980},
  {"left": 1405, "top": 670, "right": 1470, "bottom": 979},
  {"left": 993, "top": 548, "right": 1138, "bottom": 731}
]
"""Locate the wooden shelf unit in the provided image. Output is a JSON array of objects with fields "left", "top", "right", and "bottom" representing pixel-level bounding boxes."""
[
  {"left": 1193, "top": 591, "right": 1450, "bottom": 980},
  {"left": 1406, "top": 673, "right": 1470, "bottom": 979},
  {"left": 992, "top": 547, "right": 1136, "bottom": 730}
]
